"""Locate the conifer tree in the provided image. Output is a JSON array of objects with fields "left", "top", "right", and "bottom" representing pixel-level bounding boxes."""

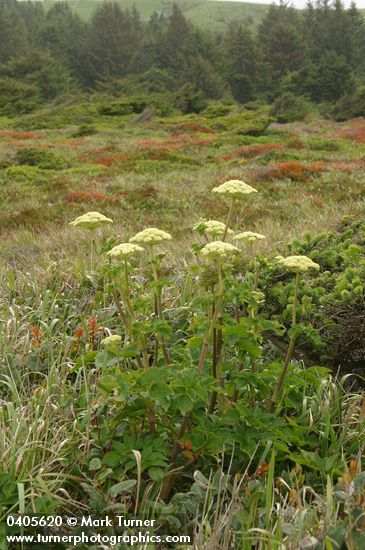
[
  {"left": 225, "top": 24, "right": 260, "bottom": 103},
  {"left": 0, "top": 0, "right": 28, "bottom": 63}
]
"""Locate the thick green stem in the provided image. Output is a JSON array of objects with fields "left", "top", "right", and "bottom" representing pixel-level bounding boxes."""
[
  {"left": 112, "top": 289, "right": 129, "bottom": 329},
  {"left": 208, "top": 314, "right": 223, "bottom": 414},
  {"left": 141, "top": 332, "right": 157, "bottom": 437},
  {"left": 153, "top": 293, "right": 159, "bottom": 367},
  {"left": 121, "top": 261, "right": 134, "bottom": 322},
  {"left": 232, "top": 359, "right": 244, "bottom": 403},
  {"left": 159, "top": 415, "right": 190, "bottom": 501},
  {"left": 124, "top": 259, "right": 130, "bottom": 296},
  {"left": 254, "top": 266, "right": 260, "bottom": 291},
  {"left": 222, "top": 199, "right": 235, "bottom": 242},
  {"left": 151, "top": 262, "right": 170, "bottom": 366},
  {"left": 269, "top": 272, "right": 301, "bottom": 412},
  {"left": 147, "top": 402, "right": 157, "bottom": 438},
  {"left": 198, "top": 260, "right": 224, "bottom": 373},
  {"left": 112, "top": 289, "right": 144, "bottom": 375}
]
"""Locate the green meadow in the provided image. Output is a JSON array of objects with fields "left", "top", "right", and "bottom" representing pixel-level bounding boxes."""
[{"left": 42, "top": 0, "right": 270, "bottom": 29}]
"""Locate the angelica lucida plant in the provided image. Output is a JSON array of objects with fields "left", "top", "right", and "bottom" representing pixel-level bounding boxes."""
[
  {"left": 235, "top": 231, "right": 266, "bottom": 291},
  {"left": 269, "top": 255, "right": 320, "bottom": 411},
  {"left": 193, "top": 219, "right": 234, "bottom": 242},
  {"left": 106, "top": 243, "right": 144, "bottom": 326},
  {"left": 212, "top": 180, "right": 258, "bottom": 241},
  {"left": 196, "top": 180, "right": 258, "bottom": 370},
  {"left": 197, "top": 241, "right": 239, "bottom": 372},
  {"left": 105, "top": 242, "right": 146, "bottom": 372},
  {"left": 130, "top": 227, "right": 172, "bottom": 366},
  {"left": 159, "top": 241, "right": 239, "bottom": 501},
  {"left": 69, "top": 211, "right": 113, "bottom": 271},
  {"left": 101, "top": 334, "right": 122, "bottom": 359}
]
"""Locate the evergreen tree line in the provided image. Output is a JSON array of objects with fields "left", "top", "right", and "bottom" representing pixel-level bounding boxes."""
[{"left": 1, "top": 0, "right": 365, "bottom": 115}]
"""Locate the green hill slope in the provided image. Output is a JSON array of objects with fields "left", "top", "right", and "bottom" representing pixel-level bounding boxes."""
[{"left": 43, "top": 0, "right": 270, "bottom": 31}]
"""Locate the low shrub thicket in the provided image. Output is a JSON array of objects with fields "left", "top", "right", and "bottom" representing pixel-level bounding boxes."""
[{"left": 270, "top": 92, "right": 314, "bottom": 123}]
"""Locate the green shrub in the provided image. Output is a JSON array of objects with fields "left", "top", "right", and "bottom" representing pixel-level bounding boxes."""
[
  {"left": 0, "top": 77, "right": 40, "bottom": 116},
  {"left": 270, "top": 92, "right": 313, "bottom": 123},
  {"left": 210, "top": 108, "right": 272, "bottom": 135},
  {"left": 261, "top": 219, "right": 365, "bottom": 369},
  {"left": 13, "top": 148, "right": 70, "bottom": 170},
  {"left": 307, "top": 137, "right": 340, "bottom": 151},
  {"left": 98, "top": 100, "right": 135, "bottom": 116},
  {"left": 13, "top": 97, "right": 99, "bottom": 130},
  {"left": 97, "top": 70, "right": 176, "bottom": 96},
  {"left": 173, "top": 84, "right": 208, "bottom": 114},
  {"left": 98, "top": 94, "right": 175, "bottom": 118},
  {"left": 331, "top": 87, "right": 365, "bottom": 121},
  {"left": 0, "top": 51, "right": 72, "bottom": 102},
  {"left": 72, "top": 124, "right": 98, "bottom": 137},
  {"left": 203, "top": 102, "right": 234, "bottom": 118},
  {"left": 4, "top": 165, "right": 44, "bottom": 182}
]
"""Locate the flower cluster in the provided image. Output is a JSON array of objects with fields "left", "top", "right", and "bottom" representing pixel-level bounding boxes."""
[
  {"left": 69, "top": 211, "right": 113, "bottom": 230},
  {"left": 235, "top": 231, "right": 266, "bottom": 243},
  {"left": 130, "top": 227, "right": 172, "bottom": 246},
  {"left": 107, "top": 243, "right": 144, "bottom": 259},
  {"left": 201, "top": 241, "right": 239, "bottom": 260},
  {"left": 277, "top": 255, "right": 320, "bottom": 273},
  {"left": 212, "top": 179, "right": 257, "bottom": 198},
  {"left": 101, "top": 334, "right": 122, "bottom": 350},
  {"left": 193, "top": 219, "right": 233, "bottom": 238}
]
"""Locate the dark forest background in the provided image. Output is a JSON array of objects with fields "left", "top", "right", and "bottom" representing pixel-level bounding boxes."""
[{"left": 1, "top": 0, "right": 365, "bottom": 120}]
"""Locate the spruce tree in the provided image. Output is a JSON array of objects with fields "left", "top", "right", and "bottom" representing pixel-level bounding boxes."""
[{"left": 225, "top": 24, "right": 260, "bottom": 103}]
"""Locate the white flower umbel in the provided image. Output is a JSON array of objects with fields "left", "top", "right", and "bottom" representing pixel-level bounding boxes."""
[
  {"left": 69, "top": 211, "right": 113, "bottom": 230},
  {"left": 193, "top": 219, "right": 233, "bottom": 239},
  {"left": 212, "top": 180, "right": 257, "bottom": 198},
  {"left": 130, "top": 227, "right": 172, "bottom": 246},
  {"left": 235, "top": 231, "right": 266, "bottom": 244},
  {"left": 277, "top": 255, "right": 320, "bottom": 273},
  {"left": 211, "top": 180, "right": 258, "bottom": 242},
  {"left": 101, "top": 334, "right": 122, "bottom": 351},
  {"left": 107, "top": 243, "right": 144, "bottom": 259},
  {"left": 201, "top": 241, "right": 239, "bottom": 261}
]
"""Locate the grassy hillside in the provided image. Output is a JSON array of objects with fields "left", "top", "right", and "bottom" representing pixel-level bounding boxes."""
[{"left": 43, "top": 0, "right": 270, "bottom": 30}]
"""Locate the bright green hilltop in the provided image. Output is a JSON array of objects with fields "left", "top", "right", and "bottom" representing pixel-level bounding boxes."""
[{"left": 42, "top": 0, "right": 270, "bottom": 29}]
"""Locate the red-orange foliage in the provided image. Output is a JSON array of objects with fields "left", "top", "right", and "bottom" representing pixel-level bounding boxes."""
[
  {"left": 237, "top": 143, "right": 284, "bottom": 157},
  {"left": 78, "top": 152, "right": 127, "bottom": 166},
  {"left": 131, "top": 134, "right": 213, "bottom": 150},
  {"left": 87, "top": 315, "right": 99, "bottom": 351},
  {"left": 329, "top": 160, "right": 365, "bottom": 171},
  {"left": 333, "top": 120, "right": 365, "bottom": 143},
  {"left": 58, "top": 140, "right": 85, "bottom": 148},
  {"left": 30, "top": 325, "right": 42, "bottom": 348},
  {"left": 92, "top": 156, "right": 121, "bottom": 166},
  {"left": 2, "top": 130, "right": 42, "bottom": 140},
  {"left": 259, "top": 161, "right": 327, "bottom": 181},
  {"left": 222, "top": 143, "right": 284, "bottom": 161},
  {"left": 6, "top": 141, "right": 55, "bottom": 148}
]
